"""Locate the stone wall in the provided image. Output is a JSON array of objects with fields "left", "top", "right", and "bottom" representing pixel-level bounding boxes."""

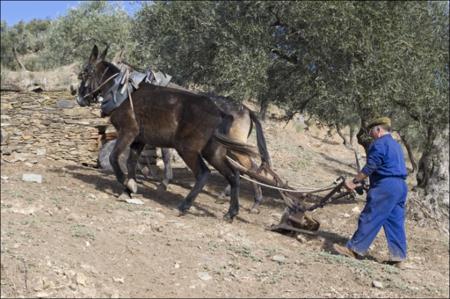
[{"left": 1, "top": 91, "right": 108, "bottom": 166}]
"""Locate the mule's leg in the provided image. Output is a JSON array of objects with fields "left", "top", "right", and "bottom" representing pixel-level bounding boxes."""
[
  {"left": 160, "top": 148, "right": 173, "bottom": 190},
  {"left": 230, "top": 154, "right": 263, "bottom": 214},
  {"left": 203, "top": 149, "right": 241, "bottom": 222},
  {"left": 248, "top": 160, "right": 264, "bottom": 214},
  {"left": 110, "top": 133, "right": 137, "bottom": 197},
  {"left": 126, "top": 141, "right": 145, "bottom": 194},
  {"left": 176, "top": 150, "right": 210, "bottom": 215}
]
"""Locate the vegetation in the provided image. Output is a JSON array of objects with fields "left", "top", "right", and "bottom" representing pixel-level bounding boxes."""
[{"left": 1, "top": 1, "right": 448, "bottom": 226}]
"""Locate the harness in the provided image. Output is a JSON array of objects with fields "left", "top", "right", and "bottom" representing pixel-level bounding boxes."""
[{"left": 98, "top": 66, "right": 173, "bottom": 117}]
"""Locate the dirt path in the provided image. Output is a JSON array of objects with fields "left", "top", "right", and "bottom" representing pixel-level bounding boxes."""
[{"left": 1, "top": 103, "right": 449, "bottom": 298}]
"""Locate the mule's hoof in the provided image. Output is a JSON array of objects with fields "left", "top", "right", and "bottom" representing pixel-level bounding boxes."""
[
  {"left": 177, "top": 210, "right": 187, "bottom": 217},
  {"left": 223, "top": 213, "right": 234, "bottom": 223},
  {"left": 118, "top": 191, "right": 131, "bottom": 201},
  {"left": 157, "top": 183, "right": 168, "bottom": 191},
  {"left": 126, "top": 179, "right": 138, "bottom": 194},
  {"left": 177, "top": 203, "right": 190, "bottom": 216}
]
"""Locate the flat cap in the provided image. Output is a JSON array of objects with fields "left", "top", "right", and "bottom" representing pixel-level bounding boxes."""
[{"left": 367, "top": 117, "right": 391, "bottom": 129}]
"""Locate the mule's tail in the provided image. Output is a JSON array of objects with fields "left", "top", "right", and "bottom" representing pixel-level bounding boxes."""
[
  {"left": 246, "top": 106, "right": 272, "bottom": 166},
  {"left": 214, "top": 132, "right": 259, "bottom": 158}
]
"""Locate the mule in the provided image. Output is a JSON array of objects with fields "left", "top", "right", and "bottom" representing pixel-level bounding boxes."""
[
  {"left": 154, "top": 94, "right": 272, "bottom": 213},
  {"left": 76, "top": 45, "right": 258, "bottom": 221},
  {"left": 111, "top": 60, "right": 272, "bottom": 212}
]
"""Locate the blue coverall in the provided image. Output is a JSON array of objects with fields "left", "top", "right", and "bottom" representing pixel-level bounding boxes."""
[{"left": 347, "top": 134, "right": 408, "bottom": 261}]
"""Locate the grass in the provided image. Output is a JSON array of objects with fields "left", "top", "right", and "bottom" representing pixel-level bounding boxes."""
[
  {"left": 316, "top": 251, "right": 376, "bottom": 278},
  {"left": 71, "top": 224, "right": 95, "bottom": 241}
]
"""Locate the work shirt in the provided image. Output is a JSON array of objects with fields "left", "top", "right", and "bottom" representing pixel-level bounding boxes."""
[{"left": 361, "top": 134, "right": 408, "bottom": 184}]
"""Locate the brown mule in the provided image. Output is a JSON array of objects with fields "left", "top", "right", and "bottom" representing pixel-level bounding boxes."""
[{"left": 76, "top": 45, "right": 258, "bottom": 222}]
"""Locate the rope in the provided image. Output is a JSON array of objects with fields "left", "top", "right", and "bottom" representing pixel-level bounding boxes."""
[
  {"left": 127, "top": 83, "right": 135, "bottom": 113},
  {"left": 83, "top": 73, "right": 119, "bottom": 100},
  {"left": 238, "top": 174, "right": 338, "bottom": 194}
]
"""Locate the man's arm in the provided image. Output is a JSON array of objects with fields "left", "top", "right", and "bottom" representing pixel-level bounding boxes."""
[{"left": 345, "top": 141, "right": 384, "bottom": 191}]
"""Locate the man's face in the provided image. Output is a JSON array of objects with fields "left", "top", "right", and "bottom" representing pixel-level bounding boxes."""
[{"left": 369, "top": 126, "right": 381, "bottom": 139}]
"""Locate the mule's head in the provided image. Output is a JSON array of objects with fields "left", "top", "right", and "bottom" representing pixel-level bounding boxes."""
[{"left": 76, "top": 45, "right": 109, "bottom": 107}]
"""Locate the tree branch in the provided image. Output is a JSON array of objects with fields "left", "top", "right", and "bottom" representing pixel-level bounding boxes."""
[{"left": 13, "top": 47, "right": 27, "bottom": 71}]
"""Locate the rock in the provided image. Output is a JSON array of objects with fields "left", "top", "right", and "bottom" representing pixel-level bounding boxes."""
[
  {"left": 36, "top": 148, "right": 47, "bottom": 156},
  {"left": 35, "top": 291, "right": 50, "bottom": 298},
  {"left": 343, "top": 213, "right": 351, "bottom": 218},
  {"left": 1, "top": 129, "right": 9, "bottom": 144},
  {"left": 197, "top": 272, "right": 212, "bottom": 281},
  {"left": 112, "top": 277, "right": 124, "bottom": 284},
  {"left": 22, "top": 173, "right": 43, "bottom": 183},
  {"left": 125, "top": 198, "right": 144, "bottom": 205},
  {"left": 372, "top": 280, "right": 383, "bottom": 289},
  {"left": 42, "top": 277, "right": 55, "bottom": 290},
  {"left": 352, "top": 207, "right": 361, "bottom": 214},
  {"left": 296, "top": 234, "right": 307, "bottom": 243},
  {"left": 272, "top": 255, "right": 286, "bottom": 263},
  {"left": 75, "top": 272, "right": 87, "bottom": 286},
  {"left": 56, "top": 99, "right": 76, "bottom": 109},
  {"left": 67, "top": 213, "right": 80, "bottom": 221}
]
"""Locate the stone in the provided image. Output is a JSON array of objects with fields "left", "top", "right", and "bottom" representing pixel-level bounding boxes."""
[
  {"left": 272, "top": 255, "right": 286, "bottom": 263},
  {"left": 372, "top": 280, "right": 383, "bottom": 289},
  {"left": 1, "top": 129, "right": 9, "bottom": 144},
  {"left": 22, "top": 173, "right": 43, "bottom": 183},
  {"left": 56, "top": 99, "right": 76, "bottom": 109},
  {"left": 75, "top": 272, "right": 87, "bottom": 286},
  {"left": 296, "top": 234, "right": 307, "bottom": 243},
  {"left": 352, "top": 206, "right": 361, "bottom": 214},
  {"left": 197, "top": 272, "right": 212, "bottom": 281},
  {"left": 112, "top": 277, "right": 124, "bottom": 284},
  {"left": 36, "top": 148, "right": 46, "bottom": 156},
  {"left": 125, "top": 198, "right": 144, "bottom": 205}
]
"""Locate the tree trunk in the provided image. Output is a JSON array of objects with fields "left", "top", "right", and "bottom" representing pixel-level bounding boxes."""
[
  {"left": 398, "top": 131, "right": 418, "bottom": 173},
  {"left": 259, "top": 99, "right": 269, "bottom": 121},
  {"left": 416, "top": 126, "right": 436, "bottom": 188},
  {"left": 412, "top": 124, "right": 449, "bottom": 232},
  {"left": 335, "top": 124, "right": 349, "bottom": 146},
  {"left": 349, "top": 124, "right": 357, "bottom": 146},
  {"left": 356, "top": 127, "right": 371, "bottom": 155},
  {"left": 13, "top": 47, "right": 27, "bottom": 71}
]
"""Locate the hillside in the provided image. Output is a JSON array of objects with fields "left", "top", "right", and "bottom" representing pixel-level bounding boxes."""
[{"left": 1, "top": 91, "right": 449, "bottom": 298}]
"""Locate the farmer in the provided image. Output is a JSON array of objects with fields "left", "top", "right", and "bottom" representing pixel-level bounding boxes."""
[{"left": 333, "top": 117, "right": 408, "bottom": 268}]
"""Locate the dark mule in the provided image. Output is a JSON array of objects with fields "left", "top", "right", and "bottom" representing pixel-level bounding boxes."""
[
  {"left": 76, "top": 45, "right": 257, "bottom": 221},
  {"left": 153, "top": 94, "right": 272, "bottom": 213},
  {"left": 112, "top": 61, "right": 272, "bottom": 212}
]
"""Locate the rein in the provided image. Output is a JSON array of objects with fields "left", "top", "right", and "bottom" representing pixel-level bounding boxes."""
[{"left": 82, "top": 71, "right": 119, "bottom": 100}]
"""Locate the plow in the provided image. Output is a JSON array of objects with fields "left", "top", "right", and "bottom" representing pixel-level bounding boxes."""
[{"left": 226, "top": 156, "right": 368, "bottom": 236}]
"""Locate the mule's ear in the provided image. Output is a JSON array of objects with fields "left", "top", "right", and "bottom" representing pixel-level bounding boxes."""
[
  {"left": 99, "top": 45, "right": 109, "bottom": 61},
  {"left": 112, "top": 48, "right": 124, "bottom": 64},
  {"left": 89, "top": 45, "right": 99, "bottom": 64}
]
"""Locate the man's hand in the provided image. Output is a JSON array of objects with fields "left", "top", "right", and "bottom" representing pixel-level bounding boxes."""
[
  {"left": 344, "top": 172, "right": 368, "bottom": 192},
  {"left": 344, "top": 180, "right": 357, "bottom": 191}
]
